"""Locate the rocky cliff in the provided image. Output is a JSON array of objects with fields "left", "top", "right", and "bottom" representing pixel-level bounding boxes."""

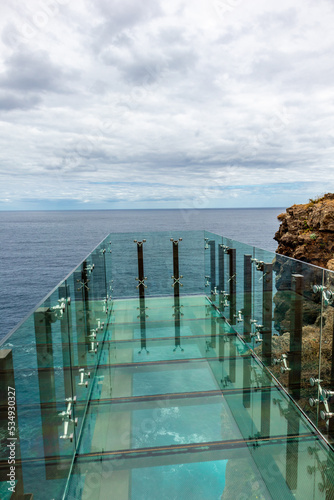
[
  {"left": 272, "top": 194, "right": 334, "bottom": 435},
  {"left": 274, "top": 193, "right": 334, "bottom": 269}
]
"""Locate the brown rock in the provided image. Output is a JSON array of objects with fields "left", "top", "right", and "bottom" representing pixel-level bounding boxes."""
[{"left": 274, "top": 193, "right": 334, "bottom": 268}]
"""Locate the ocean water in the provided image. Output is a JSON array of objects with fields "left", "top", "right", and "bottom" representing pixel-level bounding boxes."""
[{"left": 0, "top": 208, "right": 283, "bottom": 340}]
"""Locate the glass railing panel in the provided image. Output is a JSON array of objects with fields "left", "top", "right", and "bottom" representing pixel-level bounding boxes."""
[
  {"left": 224, "top": 237, "right": 256, "bottom": 338},
  {"left": 147, "top": 231, "right": 205, "bottom": 297},
  {"left": 0, "top": 285, "right": 76, "bottom": 499},
  {"left": 249, "top": 246, "right": 278, "bottom": 369},
  {"left": 0, "top": 459, "right": 72, "bottom": 500},
  {"left": 64, "top": 268, "right": 91, "bottom": 449},
  {"left": 267, "top": 255, "right": 324, "bottom": 432},
  {"left": 3, "top": 230, "right": 334, "bottom": 500},
  {"left": 0, "top": 232, "right": 113, "bottom": 500},
  {"left": 215, "top": 236, "right": 251, "bottom": 335},
  {"left": 108, "top": 232, "right": 138, "bottom": 298},
  {"left": 318, "top": 267, "right": 334, "bottom": 443},
  {"left": 109, "top": 231, "right": 205, "bottom": 299},
  {"left": 1, "top": 286, "right": 73, "bottom": 403},
  {"left": 203, "top": 231, "right": 222, "bottom": 302},
  {"left": 64, "top": 252, "right": 112, "bottom": 454}
]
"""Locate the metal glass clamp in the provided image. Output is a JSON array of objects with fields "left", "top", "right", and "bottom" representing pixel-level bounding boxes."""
[
  {"left": 84, "top": 264, "right": 95, "bottom": 274},
  {"left": 250, "top": 324, "right": 263, "bottom": 343},
  {"left": 88, "top": 341, "right": 98, "bottom": 354},
  {"left": 171, "top": 275, "right": 183, "bottom": 287},
  {"left": 59, "top": 396, "right": 77, "bottom": 440},
  {"left": 312, "top": 285, "right": 334, "bottom": 305},
  {"left": 51, "top": 297, "right": 71, "bottom": 319},
  {"left": 78, "top": 368, "right": 90, "bottom": 388},
  {"left": 136, "top": 277, "right": 148, "bottom": 288},
  {"left": 234, "top": 310, "right": 243, "bottom": 323},
  {"left": 87, "top": 330, "right": 97, "bottom": 340},
  {"left": 97, "top": 318, "right": 105, "bottom": 331},
  {"left": 228, "top": 273, "right": 236, "bottom": 283},
  {"left": 309, "top": 377, "right": 322, "bottom": 387},
  {"left": 134, "top": 239, "right": 146, "bottom": 246},
  {"left": 308, "top": 377, "right": 334, "bottom": 425},
  {"left": 77, "top": 279, "right": 90, "bottom": 291},
  {"left": 220, "top": 244, "right": 230, "bottom": 254},
  {"left": 251, "top": 258, "right": 264, "bottom": 271},
  {"left": 273, "top": 353, "right": 291, "bottom": 373},
  {"left": 220, "top": 291, "right": 229, "bottom": 308}
]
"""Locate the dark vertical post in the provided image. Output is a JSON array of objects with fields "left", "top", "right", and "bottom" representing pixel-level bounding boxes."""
[
  {"left": 244, "top": 255, "right": 252, "bottom": 342},
  {"left": 82, "top": 260, "right": 90, "bottom": 305},
  {"left": 74, "top": 262, "right": 91, "bottom": 367},
  {"left": 102, "top": 248, "right": 108, "bottom": 298},
  {"left": 210, "top": 315, "right": 217, "bottom": 350},
  {"left": 208, "top": 240, "right": 216, "bottom": 295},
  {"left": 171, "top": 238, "right": 183, "bottom": 352},
  {"left": 173, "top": 295, "right": 183, "bottom": 352},
  {"left": 0, "top": 349, "right": 15, "bottom": 412},
  {"left": 227, "top": 248, "right": 237, "bottom": 382},
  {"left": 262, "top": 263, "right": 273, "bottom": 366},
  {"left": 286, "top": 409, "right": 299, "bottom": 491},
  {"left": 34, "top": 308, "right": 60, "bottom": 460},
  {"left": 243, "top": 255, "right": 252, "bottom": 408},
  {"left": 328, "top": 299, "right": 334, "bottom": 438},
  {"left": 289, "top": 274, "right": 303, "bottom": 401},
  {"left": 138, "top": 297, "right": 148, "bottom": 354},
  {"left": 0, "top": 350, "right": 25, "bottom": 497},
  {"left": 59, "top": 284, "right": 72, "bottom": 399},
  {"left": 229, "top": 340, "right": 236, "bottom": 383},
  {"left": 96, "top": 249, "right": 107, "bottom": 300},
  {"left": 326, "top": 453, "right": 334, "bottom": 500},
  {"left": 217, "top": 318, "right": 228, "bottom": 389},
  {"left": 228, "top": 248, "right": 236, "bottom": 325},
  {"left": 261, "top": 389, "right": 271, "bottom": 438},
  {"left": 171, "top": 239, "right": 182, "bottom": 298},
  {"left": 73, "top": 269, "right": 84, "bottom": 370},
  {"left": 218, "top": 318, "right": 225, "bottom": 361},
  {"left": 82, "top": 262, "right": 94, "bottom": 361},
  {"left": 138, "top": 243, "right": 145, "bottom": 299},
  {"left": 259, "top": 262, "right": 273, "bottom": 439},
  {"left": 135, "top": 240, "right": 147, "bottom": 299},
  {"left": 218, "top": 243, "right": 225, "bottom": 308}
]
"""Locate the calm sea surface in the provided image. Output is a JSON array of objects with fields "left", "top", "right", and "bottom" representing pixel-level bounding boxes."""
[{"left": 0, "top": 208, "right": 283, "bottom": 339}]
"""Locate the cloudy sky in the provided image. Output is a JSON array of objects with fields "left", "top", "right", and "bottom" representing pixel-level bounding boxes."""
[{"left": 0, "top": 0, "right": 333, "bottom": 210}]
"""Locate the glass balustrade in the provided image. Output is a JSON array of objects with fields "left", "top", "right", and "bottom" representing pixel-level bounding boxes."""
[{"left": 1, "top": 231, "right": 334, "bottom": 499}]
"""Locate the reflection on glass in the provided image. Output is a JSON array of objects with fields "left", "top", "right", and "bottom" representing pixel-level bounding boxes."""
[{"left": 1, "top": 231, "right": 334, "bottom": 499}]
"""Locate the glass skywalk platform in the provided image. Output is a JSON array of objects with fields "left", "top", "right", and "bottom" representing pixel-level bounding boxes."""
[{"left": 1, "top": 231, "right": 334, "bottom": 499}]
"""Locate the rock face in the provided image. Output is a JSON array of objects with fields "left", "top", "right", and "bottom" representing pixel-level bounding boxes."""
[
  {"left": 274, "top": 193, "right": 334, "bottom": 268},
  {"left": 272, "top": 194, "right": 334, "bottom": 437}
]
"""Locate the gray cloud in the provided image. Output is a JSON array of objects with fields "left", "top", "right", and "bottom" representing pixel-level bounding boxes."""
[
  {"left": 89, "top": 0, "right": 163, "bottom": 52},
  {"left": 0, "top": 91, "right": 40, "bottom": 110},
  {"left": 0, "top": 49, "right": 76, "bottom": 93},
  {"left": 0, "top": 0, "right": 333, "bottom": 209}
]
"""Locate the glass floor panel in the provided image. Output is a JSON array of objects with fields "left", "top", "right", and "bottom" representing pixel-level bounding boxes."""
[
  {"left": 4, "top": 231, "right": 334, "bottom": 500},
  {"left": 61, "top": 295, "right": 334, "bottom": 500},
  {"left": 68, "top": 436, "right": 334, "bottom": 500}
]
